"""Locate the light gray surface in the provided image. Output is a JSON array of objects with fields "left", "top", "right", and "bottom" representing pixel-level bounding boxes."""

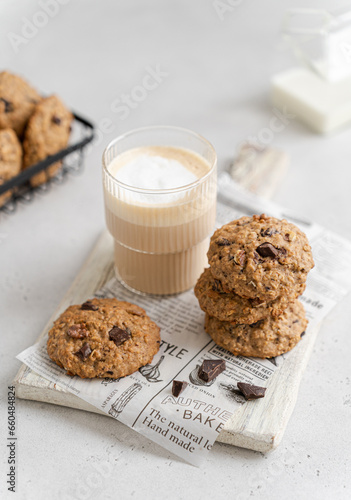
[{"left": 1, "top": 1, "right": 350, "bottom": 499}]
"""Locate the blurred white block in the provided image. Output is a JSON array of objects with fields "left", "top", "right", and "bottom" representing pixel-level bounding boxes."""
[{"left": 271, "top": 67, "right": 351, "bottom": 134}]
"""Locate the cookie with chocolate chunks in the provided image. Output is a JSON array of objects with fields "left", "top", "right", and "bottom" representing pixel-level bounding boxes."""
[
  {"left": 47, "top": 298, "right": 160, "bottom": 379},
  {"left": 195, "top": 268, "right": 304, "bottom": 324},
  {"left": 23, "top": 95, "right": 72, "bottom": 187},
  {"left": 0, "top": 128, "right": 22, "bottom": 207},
  {"left": 207, "top": 214, "right": 314, "bottom": 301},
  {"left": 0, "top": 71, "right": 41, "bottom": 137},
  {"left": 204, "top": 300, "right": 307, "bottom": 358}
]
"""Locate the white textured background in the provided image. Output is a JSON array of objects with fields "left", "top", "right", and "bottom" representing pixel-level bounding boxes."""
[{"left": 1, "top": 1, "right": 351, "bottom": 499}]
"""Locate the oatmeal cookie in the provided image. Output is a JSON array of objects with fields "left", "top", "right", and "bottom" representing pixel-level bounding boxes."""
[
  {"left": 23, "top": 95, "right": 73, "bottom": 187},
  {"left": 47, "top": 298, "right": 161, "bottom": 379},
  {"left": 204, "top": 300, "right": 307, "bottom": 358},
  {"left": 0, "top": 129, "right": 22, "bottom": 207},
  {"left": 195, "top": 268, "right": 304, "bottom": 323},
  {"left": 207, "top": 214, "right": 314, "bottom": 301},
  {"left": 0, "top": 71, "right": 40, "bottom": 137}
]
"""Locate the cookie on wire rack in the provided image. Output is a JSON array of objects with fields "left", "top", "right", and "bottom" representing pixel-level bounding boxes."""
[
  {"left": 23, "top": 95, "right": 73, "bottom": 187},
  {"left": 0, "top": 129, "right": 22, "bottom": 207}
]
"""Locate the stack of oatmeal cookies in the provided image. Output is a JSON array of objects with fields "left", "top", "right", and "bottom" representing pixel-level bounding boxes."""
[{"left": 195, "top": 214, "right": 314, "bottom": 358}]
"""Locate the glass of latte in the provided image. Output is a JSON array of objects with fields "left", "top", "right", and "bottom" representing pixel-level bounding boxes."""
[{"left": 102, "top": 126, "right": 217, "bottom": 295}]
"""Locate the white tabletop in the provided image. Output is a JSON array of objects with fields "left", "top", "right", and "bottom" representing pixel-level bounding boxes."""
[{"left": 1, "top": 1, "right": 351, "bottom": 499}]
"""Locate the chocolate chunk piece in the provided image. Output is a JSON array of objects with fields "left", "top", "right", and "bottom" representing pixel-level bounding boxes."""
[
  {"left": 253, "top": 251, "right": 263, "bottom": 264},
  {"left": 52, "top": 115, "right": 61, "bottom": 125},
  {"left": 67, "top": 324, "right": 88, "bottom": 339},
  {"left": 260, "top": 228, "right": 278, "bottom": 237},
  {"left": 75, "top": 342, "right": 92, "bottom": 360},
  {"left": 198, "top": 359, "right": 226, "bottom": 382},
  {"left": 256, "top": 242, "right": 279, "bottom": 258},
  {"left": 216, "top": 238, "right": 231, "bottom": 246},
  {"left": 81, "top": 300, "right": 99, "bottom": 311},
  {"left": 237, "top": 382, "right": 266, "bottom": 400},
  {"left": 172, "top": 380, "right": 188, "bottom": 397},
  {"left": 248, "top": 320, "right": 263, "bottom": 328},
  {"left": 109, "top": 326, "right": 131, "bottom": 346},
  {"left": 0, "top": 97, "right": 14, "bottom": 113}
]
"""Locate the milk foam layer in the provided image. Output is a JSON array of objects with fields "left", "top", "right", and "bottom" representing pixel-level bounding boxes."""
[
  {"left": 106, "top": 146, "right": 212, "bottom": 208},
  {"left": 109, "top": 154, "right": 198, "bottom": 190}
]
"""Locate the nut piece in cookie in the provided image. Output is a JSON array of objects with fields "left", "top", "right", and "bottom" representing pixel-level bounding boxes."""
[
  {"left": 207, "top": 214, "right": 314, "bottom": 301},
  {"left": 23, "top": 95, "right": 73, "bottom": 187},
  {"left": 0, "top": 129, "right": 22, "bottom": 207},
  {"left": 204, "top": 300, "right": 308, "bottom": 358},
  {"left": 0, "top": 71, "right": 41, "bottom": 137},
  {"left": 47, "top": 298, "right": 161, "bottom": 379}
]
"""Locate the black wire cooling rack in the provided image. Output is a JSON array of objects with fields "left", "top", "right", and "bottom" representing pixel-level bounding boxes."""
[{"left": 0, "top": 112, "right": 95, "bottom": 215}]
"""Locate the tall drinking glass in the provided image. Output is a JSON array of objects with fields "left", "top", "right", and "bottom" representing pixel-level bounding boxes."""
[{"left": 102, "top": 126, "right": 217, "bottom": 295}]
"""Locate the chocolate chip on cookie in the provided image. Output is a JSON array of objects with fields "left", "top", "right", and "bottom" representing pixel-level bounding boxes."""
[
  {"left": 67, "top": 324, "right": 88, "bottom": 339},
  {"left": 75, "top": 342, "right": 92, "bottom": 360},
  {"left": 0, "top": 98, "right": 14, "bottom": 113},
  {"left": 256, "top": 242, "right": 279, "bottom": 258},
  {"left": 260, "top": 228, "right": 279, "bottom": 237},
  {"left": 81, "top": 300, "right": 99, "bottom": 311},
  {"left": 216, "top": 238, "right": 231, "bottom": 246},
  {"left": 109, "top": 326, "right": 131, "bottom": 346},
  {"left": 51, "top": 115, "right": 61, "bottom": 125}
]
